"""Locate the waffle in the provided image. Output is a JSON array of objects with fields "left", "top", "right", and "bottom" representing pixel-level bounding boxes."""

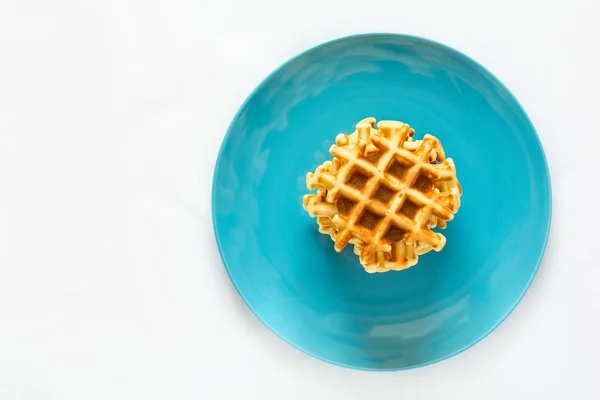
[{"left": 303, "top": 117, "right": 462, "bottom": 272}]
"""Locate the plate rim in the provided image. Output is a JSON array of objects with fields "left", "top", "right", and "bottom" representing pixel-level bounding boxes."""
[{"left": 211, "top": 32, "right": 553, "bottom": 371}]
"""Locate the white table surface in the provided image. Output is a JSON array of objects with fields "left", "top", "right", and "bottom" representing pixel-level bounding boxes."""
[{"left": 1, "top": 0, "right": 599, "bottom": 399}]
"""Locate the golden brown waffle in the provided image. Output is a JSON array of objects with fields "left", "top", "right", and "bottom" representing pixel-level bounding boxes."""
[{"left": 303, "top": 117, "right": 462, "bottom": 273}]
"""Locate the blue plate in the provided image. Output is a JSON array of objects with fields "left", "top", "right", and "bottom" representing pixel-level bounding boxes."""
[{"left": 212, "top": 34, "right": 551, "bottom": 370}]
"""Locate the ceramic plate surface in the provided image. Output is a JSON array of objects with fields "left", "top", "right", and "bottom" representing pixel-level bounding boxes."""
[{"left": 212, "top": 34, "right": 551, "bottom": 370}]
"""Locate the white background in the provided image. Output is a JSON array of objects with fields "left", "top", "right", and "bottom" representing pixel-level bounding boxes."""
[{"left": 0, "top": 0, "right": 599, "bottom": 399}]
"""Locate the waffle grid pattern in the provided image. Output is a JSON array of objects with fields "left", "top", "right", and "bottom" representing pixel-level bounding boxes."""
[{"left": 304, "top": 118, "right": 461, "bottom": 272}]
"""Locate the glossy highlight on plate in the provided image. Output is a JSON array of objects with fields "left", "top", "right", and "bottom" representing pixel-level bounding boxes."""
[{"left": 212, "top": 34, "right": 551, "bottom": 370}]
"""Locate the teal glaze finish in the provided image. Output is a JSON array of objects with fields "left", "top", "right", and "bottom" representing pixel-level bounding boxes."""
[{"left": 212, "top": 34, "right": 551, "bottom": 370}]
